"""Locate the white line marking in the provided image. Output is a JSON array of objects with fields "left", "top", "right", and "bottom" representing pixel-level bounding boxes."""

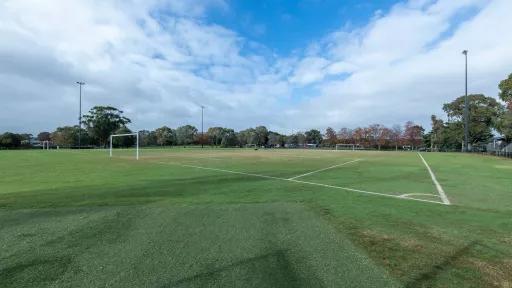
[
  {"left": 287, "top": 178, "right": 445, "bottom": 205},
  {"left": 417, "top": 153, "right": 451, "bottom": 205},
  {"left": 400, "top": 193, "right": 441, "bottom": 198},
  {"left": 156, "top": 161, "right": 445, "bottom": 205},
  {"left": 287, "top": 159, "right": 362, "bottom": 180},
  {"left": 180, "top": 164, "right": 283, "bottom": 181}
]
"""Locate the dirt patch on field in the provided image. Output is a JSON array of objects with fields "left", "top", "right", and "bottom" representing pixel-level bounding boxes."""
[
  {"left": 360, "top": 230, "right": 425, "bottom": 251},
  {"left": 470, "top": 259, "right": 512, "bottom": 288}
]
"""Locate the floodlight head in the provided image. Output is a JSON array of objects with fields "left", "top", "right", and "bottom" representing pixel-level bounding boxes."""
[{"left": 462, "top": 50, "right": 468, "bottom": 55}]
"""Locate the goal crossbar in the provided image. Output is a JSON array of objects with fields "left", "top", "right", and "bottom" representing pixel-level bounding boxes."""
[
  {"left": 336, "top": 144, "right": 358, "bottom": 151},
  {"left": 110, "top": 132, "right": 139, "bottom": 160}
]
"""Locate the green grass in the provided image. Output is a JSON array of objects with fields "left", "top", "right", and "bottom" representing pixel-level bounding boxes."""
[{"left": 1, "top": 148, "right": 511, "bottom": 287}]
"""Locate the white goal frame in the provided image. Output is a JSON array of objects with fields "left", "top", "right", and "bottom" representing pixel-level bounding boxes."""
[
  {"left": 109, "top": 132, "right": 139, "bottom": 160},
  {"left": 335, "top": 144, "right": 358, "bottom": 151},
  {"left": 42, "top": 140, "right": 50, "bottom": 150}
]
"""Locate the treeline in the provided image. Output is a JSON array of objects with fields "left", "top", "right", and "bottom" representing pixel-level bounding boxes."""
[
  {"left": 0, "top": 120, "right": 424, "bottom": 150},
  {"left": 133, "top": 121, "right": 423, "bottom": 150},
  {"left": 426, "top": 73, "right": 512, "bottom": 151},
  {"left": 2, "top": 73, "right": 511, "bottom": 150}
]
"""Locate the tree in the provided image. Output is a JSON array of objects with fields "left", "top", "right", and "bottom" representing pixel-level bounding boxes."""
[
  {"left": 443, "top": 94, "right": 504, "bottom": 145},
  {"left": 253, "top": 126, "right": 269, "bottom": 146},
  {"left": 82, "top": 106, "right": 131, "bottom": 147},
  {"left": 367, "top": 124, "right": 383, "bottom": 149},
  {"left": 305, "top": 129, "right": 322, "bottom": 145},
  {"left": 440, "top": 121, "right": 464, "bottom": 151},
  {"left": 0, "top": 133, "right": 22, "bottom": 148},
  {"left": 139, "top": 130, "right": 158, "bottom": 147},
  {"left": 155, "top": 126, "right": 175, "bottom": 146},
  {"left": 207, "top": 127, "right": 226, "bottom": 146},
  {"left": 268, "top": 131, "right": 284, "bottom": 147},
  {"left": 206, "top": 127, "right": 238, "bottom": 147},
  {"left": 390, "top": 125, "right": 402, "bottom": 151},
  {"left": 324, "top": 127, "right": 337, "bottom": 146},
  {"left": 337, "top": 128, "right": 353, "bottom": 144},
  {"left": 19, "top": 133, "right": 32, "bottom": 146},
  {"left": 352, "top": 128, "right": 365, "bottom": 146},
  {"left": 237, "top": 128, "right": 255, "bottom": 146},
  {"left": 498, "top": 112, "right": 512, "bottom": 142},
  {"left": 430, "top": 115, "right": 444, "bottom": 151},
  {"left": 286, "top": 134, "right": 298, "bottom": 146},
  {"left": 37, "top": 132, "right": 51, "bottom": 142},
  {"left": 403, "top": 121, "right": 424, "bottom": 149},
  {"left": 497, "top": 73, "right": 512, "bottom": 142},
  {"left": 176, "top": 125, "right": 197, "bottom": 145},
  {"left": 51, "top": 126, "right": 83, "bottom": 146},
  {"left": 296, "top": 132, "right": 306, "bottom": 146},
  {"left": 220, "top": 129, "right": 238, "bottom": 147},
  {"left": 498, "top": 73, "right": 512, "bottom": 110},
  {"left": 377, "top": 127, "right": 392, "bottom": 150}
]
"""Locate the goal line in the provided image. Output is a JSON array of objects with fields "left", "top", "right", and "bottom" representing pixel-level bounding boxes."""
[{"left": 287, "top": 159, "right": 362, "bottom": 180}]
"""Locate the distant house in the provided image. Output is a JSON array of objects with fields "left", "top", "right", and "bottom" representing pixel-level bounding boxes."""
[
  {"left": 504, "top": 143, "right": 512, "bottom": 152},
  {"left": 29, "top": 137, "right": 42, "bottom": 146},
  {"left": 486, "top": 136, "right": 506, "bottom": 152}
]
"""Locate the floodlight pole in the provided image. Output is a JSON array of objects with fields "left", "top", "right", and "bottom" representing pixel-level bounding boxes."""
[
  {"left": 76, "top": 81, "right": 85, "bottom": 149},
  {"left": 462, "top": 50, "right": 469, "bottom": 152},
  {"left": 201, "top": 105, "right": 205, "bottom": 148}
]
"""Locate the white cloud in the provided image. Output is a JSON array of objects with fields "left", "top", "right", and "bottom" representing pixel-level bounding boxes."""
[
  {"left": 285, "top": 0, "right": 512, "bottom": 130},
  {"left": 0, "top": 0, "right": 511, "bottom": 135},
  {"left": 0, "top": 0, "right": 289, "bottom": 133}
]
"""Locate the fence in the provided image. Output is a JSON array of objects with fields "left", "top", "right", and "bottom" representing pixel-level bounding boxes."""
[{"left": 479, "top": 142, "right": 512, "bottom": 159}]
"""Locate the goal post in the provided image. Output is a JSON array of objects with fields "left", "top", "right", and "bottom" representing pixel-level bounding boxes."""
[
  {"left": 335, "top": 144, "right": 359, "bottom": 151},
  {"left": 42, "top": 140, "right": 50, "bottom": 150},
  {"left": 110, "top": 132, "right": 139, "bottom": 160}
]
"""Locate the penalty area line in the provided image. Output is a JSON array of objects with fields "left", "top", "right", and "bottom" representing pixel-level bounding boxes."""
[
  {"left": 287, "top": 159, "right": 363, "bottom": 180},
  {"left": 156, "top": 161, "right": 446, "bottom": 206},
  {"left": 417, "top": 153, "right": 451, "bottom": 205}
]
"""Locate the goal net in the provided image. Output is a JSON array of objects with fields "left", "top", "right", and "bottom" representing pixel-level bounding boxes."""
[
  {"left": 335, "top": 144, "right": 361, "bottom": 151},
  {"left": 109, "top": 132, "right": 139, "bottom": 160}
]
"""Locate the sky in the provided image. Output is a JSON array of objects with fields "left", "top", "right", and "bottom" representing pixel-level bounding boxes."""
[{"left": 1, "top": 0, "right": 512, "bottom": 134}]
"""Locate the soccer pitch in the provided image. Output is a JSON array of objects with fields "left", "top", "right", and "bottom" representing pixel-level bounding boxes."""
[{"left": 1, "top": 149, "right": 511, "bottom": 287}]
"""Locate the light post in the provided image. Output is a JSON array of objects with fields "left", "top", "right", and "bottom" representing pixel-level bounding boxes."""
[
  {"left": 462, "top": 50, "right": 469, "bottom": 152},
  {"left": 76, "top": 81, "right": 85, "bottom": 148},
  {"left": 201, "top": 105, "right": 205, "bottom": 148}
]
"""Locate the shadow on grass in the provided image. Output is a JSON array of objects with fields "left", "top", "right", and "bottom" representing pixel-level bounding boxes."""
[
  {"left": 0, "top": 173, "right": 280, "bottom": 210},
  {"left": 404, "top": 240, "right": 478, "bottom": 288},
  {"left": 42, "top": 208, "right": 141, "bottom": 249},
  {"left": 0, "top": 207, "right": 142, "bottom": 287},
  {"left": 166, "top": 249, "right": 321, "bottom": 288},
  {"left": 0, "top": 255, "right": 72, "bottom": 286}
]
